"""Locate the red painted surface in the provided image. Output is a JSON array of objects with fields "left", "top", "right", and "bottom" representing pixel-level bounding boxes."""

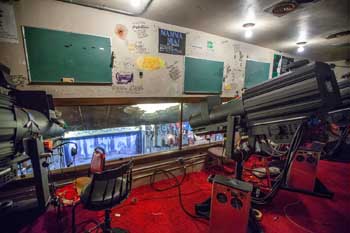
[{"left": 20, "top": 160, "right": 349, "bottom": 233}]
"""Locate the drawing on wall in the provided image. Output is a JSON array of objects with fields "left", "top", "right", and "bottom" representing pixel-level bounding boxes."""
[
  {"left": 114, "top": 57, "right": 134, "bottom": 72},
  {"left": 116, "top": 73, "right": 133, "bottom": 84},
  {"left": 224, "top": 83, "right": 232, "bottom": 91},
  {"left": 0, "top": 2, "right": 18, "bottom": 43},
  {"left": 132, "top": 21, "right": 150, "bottom": 39},
  {"left": 233, "top": 45, "right": 246, "bottom": 70},
  {"left": 223, "top": 64, "right": 234, "bottom": 91},
  {"left": 227, "top": 44, "right": 247, "bottom": 94},
  {"left": 159, "top": 28, "right": 186, "bottom": 55},
  {"left": 272, "top": 54, "right": 294, "bottom": 78},
  {"left": 223, "top": 64, "right": 232, "bottom": 82},
  {"left": 114, "top": 24, "right": 128, "bottom": 40},
  {"left": 166, "top": 61, "right": 181, "bottom": 81},
  {"left": 10, "top": 75, "right": 27, "bottom": 88},
  {"left": 136, "top": 56, "right": 165, "bottom": 71}
]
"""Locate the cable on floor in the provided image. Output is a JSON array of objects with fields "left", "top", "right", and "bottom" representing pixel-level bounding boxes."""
[
  {"left": 149, "top": 166, "right": 209, "bottom": 222},
  {"left": 283, "top": 201, "right": 315, "bottom": 233}
]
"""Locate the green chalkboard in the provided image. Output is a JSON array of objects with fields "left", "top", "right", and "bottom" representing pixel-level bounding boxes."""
[
  {"left": 23, "top": 26, "right": 112, "bottom": 84},
  {"left": 184, "top": 57, "right": 224, "bottom": 94},
  {"left": 244, "top": 60, "right": 270, "bottom": 89}
]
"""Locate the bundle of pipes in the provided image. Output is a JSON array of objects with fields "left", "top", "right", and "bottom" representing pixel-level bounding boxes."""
[{"left": 190, "top": 61, "right": 343, "bottom": 145}]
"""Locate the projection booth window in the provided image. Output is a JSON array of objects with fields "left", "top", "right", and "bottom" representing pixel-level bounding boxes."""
[
  {"left": 50, "top": 103, "right": 181, "bottom": 170},
  {"left": 182, "top": 103, "right": 224, "bottom": 147}
]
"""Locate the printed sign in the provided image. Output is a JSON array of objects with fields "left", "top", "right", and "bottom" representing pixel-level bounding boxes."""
[
  {"left": 159, "top": 28, "right": 186, "bottom": 55},
  {"left": 207, "top": 41, "right": 214, "bottom": 49}
]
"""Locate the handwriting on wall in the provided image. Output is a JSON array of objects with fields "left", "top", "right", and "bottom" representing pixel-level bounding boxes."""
[
  {"left": 112, "top": 84, "right": 144, "bottom": 94},
  {"left": 136, "top": 56, "right": 165, "bottom": 71},
  {"left": 114, "top": 57, "right": 134, "bottom": 72},
  {"left": 166, "top": 61, "right": 181, "bottom": 81},
  {"left": 132, "top": 21, "right": 150, "bottom": 39}
]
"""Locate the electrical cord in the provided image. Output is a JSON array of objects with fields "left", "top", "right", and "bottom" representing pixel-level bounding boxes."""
[
  {"left": 251, "top": 122, "right": 305, "bottom": 205},
  {"left": 324, "top": 126, "right": 349, "bottom": 159},
  {"left": 53, "top": 141, "right": 78, "bottom": 150},
  {"left": 149, "top": 166, "right": 209, "bottom": 222},
  {"left": 283, "top": 201, "right": 315, "bottom": 233}
]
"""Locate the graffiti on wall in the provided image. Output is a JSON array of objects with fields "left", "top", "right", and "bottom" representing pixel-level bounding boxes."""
[
  {"left": 166, "top": 61, "right": 181, "bottom": 81},
  {"left": 132, "top": 21, "right": 150, "bottom": 39},
  {"left": 136, "top": 56, "right": 165, "bottom": 71},
  {"left": 114, "top": 24, "right": 128, "bottom": 40}
]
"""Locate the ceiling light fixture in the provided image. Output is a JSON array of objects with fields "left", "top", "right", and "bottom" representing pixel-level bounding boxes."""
[
  {"left": 131, "top": 0, "right": 141, "bottom": 7},
  {"left": 243, "top": 23, "right": 255, "bottom": 39},
  {"left": 245, "top": 30, "right": 253, "bottom": 38},
  {"left": 297, "top": 46, "right": 305, "bottom": 53},
  {"left": 296, "top": 41, "right": 307, "bottom": 53}
]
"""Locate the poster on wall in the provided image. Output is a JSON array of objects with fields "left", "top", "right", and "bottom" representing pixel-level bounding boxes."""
[
  {"left": 272, "top": 54, "right": 294, "bottom": 78},
  {"left": 158, "top": 28, "right": 186, "bottom": 55},
  {"left": 0, "top": 2, "right": 18, "bottom": 43}
]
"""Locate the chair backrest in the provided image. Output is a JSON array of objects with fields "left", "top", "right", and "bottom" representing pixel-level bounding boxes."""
[
  {"left": 80, "top": 160, "right": 133, "bottom": 211},
  {"left": 89, "top": 147, "right": 106, "bottom": 174}
]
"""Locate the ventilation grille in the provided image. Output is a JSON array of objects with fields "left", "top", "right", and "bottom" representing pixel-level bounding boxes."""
[
  {"left": 271, "top": 2, "right": 298, "bottom": 16},
  {"left": 264, "top": 0, "right": 320, "bottom": 17}
]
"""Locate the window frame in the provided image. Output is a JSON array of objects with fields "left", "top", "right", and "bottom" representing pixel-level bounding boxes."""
[{"left": 50, "top": 97, "right": 232, "bottom": 169}]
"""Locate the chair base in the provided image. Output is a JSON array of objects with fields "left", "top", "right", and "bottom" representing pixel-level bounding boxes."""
[
  {"left": 86, "top": 222, "right": 129, "bottom": 233},
  {"left": 108, "top": 228, "right": 129, "bottom": 233}
]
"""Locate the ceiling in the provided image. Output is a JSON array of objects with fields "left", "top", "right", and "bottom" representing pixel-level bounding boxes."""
[{"left": 139, "top": 0, "right": 349, "bottom": 61}]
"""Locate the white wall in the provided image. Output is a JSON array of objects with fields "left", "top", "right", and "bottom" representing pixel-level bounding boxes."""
[{"left": 0, "top": 0, "right": 293, "bottom": 98}]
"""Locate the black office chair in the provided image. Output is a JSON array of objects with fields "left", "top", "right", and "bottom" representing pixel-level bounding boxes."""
[{"left": 72, "top": 160, "right": 133, "bottom": 233}]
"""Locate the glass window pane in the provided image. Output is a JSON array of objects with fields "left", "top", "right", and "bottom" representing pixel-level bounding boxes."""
[
  {"left": 182, "top": 103, "right": 224, "bottom": 147},
  {"left": 50, "top": 103, "right": 180, "bottom": 169}
]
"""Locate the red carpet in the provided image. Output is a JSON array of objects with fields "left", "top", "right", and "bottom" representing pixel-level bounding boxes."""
[{"left": 20, "top": 160, "right": 349, "bottom": 233}]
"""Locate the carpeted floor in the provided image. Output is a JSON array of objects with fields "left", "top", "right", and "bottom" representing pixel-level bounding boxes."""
[{"left": 19, "top": 160, "right": 349, "bottom": 233}]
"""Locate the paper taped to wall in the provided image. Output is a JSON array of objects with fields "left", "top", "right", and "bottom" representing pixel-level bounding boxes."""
[{"left": 0, "top": 2, "right": 18, "bottom": 43}]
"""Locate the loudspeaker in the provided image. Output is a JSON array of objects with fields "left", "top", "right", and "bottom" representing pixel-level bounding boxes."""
[{"left": 209, "top": 175, "right": 253, "bottom": 233}]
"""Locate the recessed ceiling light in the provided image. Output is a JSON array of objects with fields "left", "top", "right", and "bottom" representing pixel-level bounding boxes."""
[
  {"left": 245, "top": 30, "right": 253, "bottom": 38},
  {"left": 296, "top": 41, "right": 307, "bottom": 53},
  {"left": 243, "top": 23, "right": 255, "bottom": 39},
  {"left": 297, "top": 46, "right": 305, "bottom": 53}
]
